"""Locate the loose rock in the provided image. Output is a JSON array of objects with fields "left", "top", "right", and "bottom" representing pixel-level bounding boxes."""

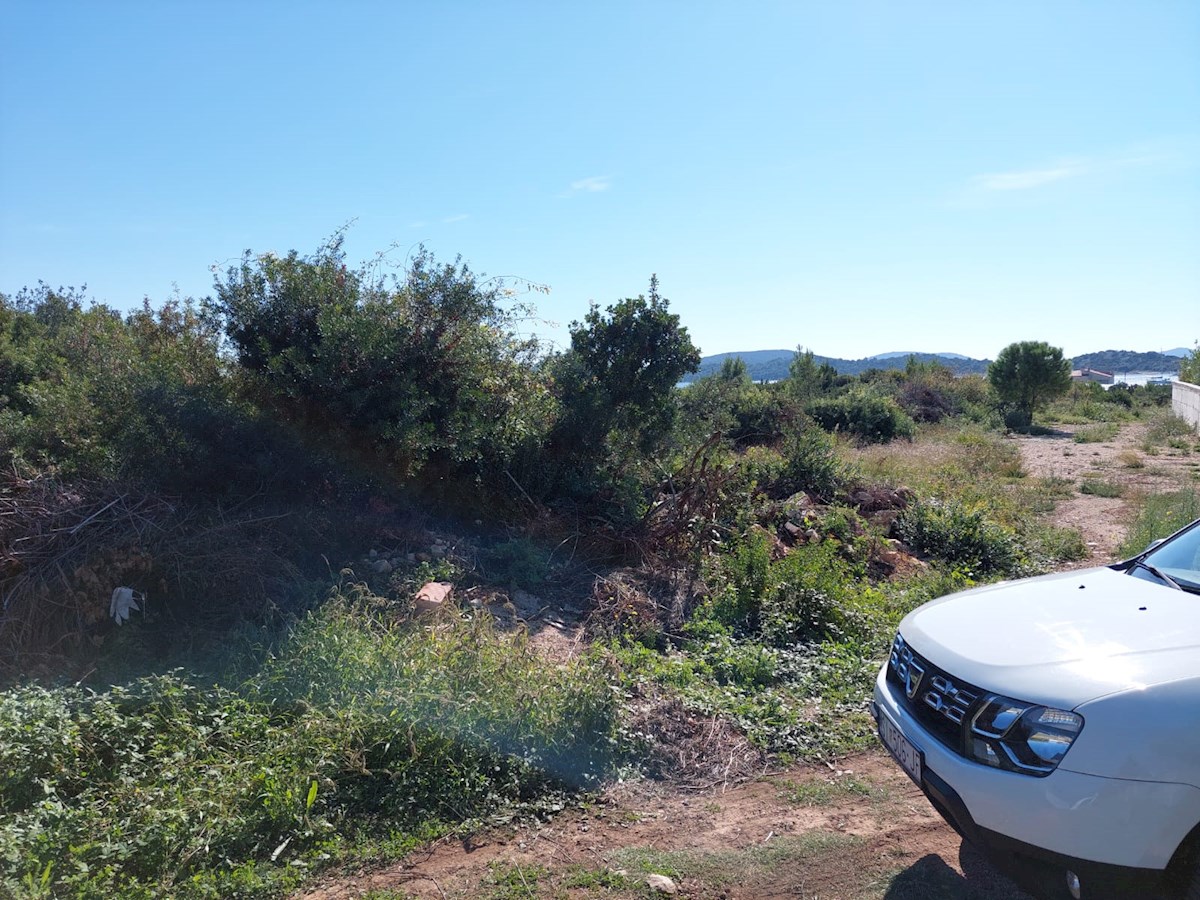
[
  {"left": 414, "top": 581, "right": 453, "bottom": 615},
  {"left": 646, "top": 873, "right": 677, "bottom": 894}
]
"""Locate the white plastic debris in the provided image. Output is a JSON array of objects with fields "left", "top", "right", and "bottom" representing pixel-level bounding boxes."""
[{"left": 109, "top": 587, "right": 143, "bottom": 625}]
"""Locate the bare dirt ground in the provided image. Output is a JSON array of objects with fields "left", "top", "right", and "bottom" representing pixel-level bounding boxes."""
[
  {"left": 301, "top": 753, "right": 1022, "bottom": 900},
  {"left": 1007, "top": 421, "right": 1199, "bottom": 566},
  {"left": 297, "top": 421, "right": 1198, "bottom": 900}
]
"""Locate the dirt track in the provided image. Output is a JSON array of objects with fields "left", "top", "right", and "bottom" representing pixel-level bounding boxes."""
[
  {"left": 297, "top": 421, "right": 1197, "bottom": 900},
  {"left": 1007, "top": 422, "right": 1199, "bottom": 565}
]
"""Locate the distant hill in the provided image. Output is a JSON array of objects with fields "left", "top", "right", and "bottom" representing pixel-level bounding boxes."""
[
  {"left": 691, "top": 350, "right": 990, "bottom": 382},
  {"left": 691, "top": 347, "right": 1183, "bottom": 384},
  {"left": 868, "top": 351, "right": 971, "bottom": 361},
  {"left": 694, "top": 350, "right": 795, "bottom": 382},
  {"left": 1069, "top": 350, "right": 1181, "bottom": 374},
  {"left": 1163, "top": 347, "right": 1194, "bottom": 358}
]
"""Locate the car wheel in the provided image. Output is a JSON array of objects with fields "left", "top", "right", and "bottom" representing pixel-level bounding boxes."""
[
  {"left": 1177, "top": 868, "right": 1200, "bottom": 900},
  {"left": 1172, "top": 842, "right": 1200, "bottom": 900}
]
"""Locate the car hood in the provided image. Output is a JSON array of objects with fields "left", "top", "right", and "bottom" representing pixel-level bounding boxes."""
[{"left": 899, "top": 566, "right": 1200, "bottom": 709}]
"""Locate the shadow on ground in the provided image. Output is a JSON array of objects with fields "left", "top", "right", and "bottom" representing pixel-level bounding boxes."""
[{"left": 884, "top": 842, "right": 1035, "bottom": 899}]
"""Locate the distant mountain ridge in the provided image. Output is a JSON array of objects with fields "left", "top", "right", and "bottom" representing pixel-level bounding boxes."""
[
  {"left": 693, "top": 348, "right": 1182, "bottom": 383},
  {"left": 1070, "top": 350, "right": 1182, "bottom": 374},
  {"left": 692, "top": 350, "right": 990, "bottom": 382}
]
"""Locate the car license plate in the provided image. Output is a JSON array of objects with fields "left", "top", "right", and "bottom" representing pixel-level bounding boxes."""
[{"left": 879, "top": 709, "right": 923, "bottom": 784}]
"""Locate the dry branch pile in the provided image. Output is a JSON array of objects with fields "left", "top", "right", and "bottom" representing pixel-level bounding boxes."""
[{"left": 0, "top": 469, "right": 304, "bottom": 676}]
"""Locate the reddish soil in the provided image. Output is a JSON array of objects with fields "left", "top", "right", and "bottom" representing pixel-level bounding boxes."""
[{"left": 300, "top": 752, "right": 1026, "bottom": 899}]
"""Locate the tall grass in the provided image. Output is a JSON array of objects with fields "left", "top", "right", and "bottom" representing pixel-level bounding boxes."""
[
  {"left": 0, "top": 591, "right": 620, "bottom": 899},
  {"left": 1118, "top": 489, "right": 1200, "bottom": 559}
]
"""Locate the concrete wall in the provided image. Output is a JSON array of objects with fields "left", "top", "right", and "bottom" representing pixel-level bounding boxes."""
[{"left": 1173, "top": 380, "right": 1200, "bottom": 432}]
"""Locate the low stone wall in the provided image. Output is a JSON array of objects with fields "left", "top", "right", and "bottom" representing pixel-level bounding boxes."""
[{"left": 1173, "top": 380, "right": 1200, "bottom": 432}]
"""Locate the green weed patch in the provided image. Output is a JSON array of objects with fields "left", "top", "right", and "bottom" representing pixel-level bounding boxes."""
[{"left": 0, "top": 596, "right": 620, "bottom": 899}]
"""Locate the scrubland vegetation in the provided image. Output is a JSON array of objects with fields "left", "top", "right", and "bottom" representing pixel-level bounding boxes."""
[{"left": 1, "top": 239, "right": 1196, "bottom": 897}]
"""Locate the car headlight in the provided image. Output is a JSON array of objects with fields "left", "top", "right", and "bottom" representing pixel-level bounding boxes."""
[{"left": 969, "top": 695, "right": 1083, "bottom": 775}]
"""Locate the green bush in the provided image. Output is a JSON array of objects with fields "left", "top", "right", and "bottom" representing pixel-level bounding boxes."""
[
  {"left": 757, "top": 542, "right": 870, "bottom": 645},
  {"left": 538, "top": 278, "right": 700, "bottom": 506},
  {"left": 703, "top": 533, "right": 868, "bottom": 646},
  {"left": 209, "top": 240, "right": 553, "bottom": 481},
  {"left": 807, "top": 390, "right": 915, "bottom": 444},
  {"left": 1079, "top": 479, "right": 1122, "bottom": 498},
  {"left": 894, "top": 499, "right": 1026, "bottom": 576},
  {"left": 0, "top": 594, "right": 621, "bottom": 899},
  {"left": 0, "top": 288, "right": 320, "bottom": 496},
  {"left": 1179, "top": 343, "right": 1200, "bottom": 385},
  {"left": 776, "top": 427, "right": 849, "bottom": 500}
]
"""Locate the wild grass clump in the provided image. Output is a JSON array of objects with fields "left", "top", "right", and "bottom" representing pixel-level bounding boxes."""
[
  {"left": 1142, "top": 413, "right": 1196, "bottom": 452},
  {"left": 1118, "top": 489, "right": 1200, "bottom": 559},
  {"left": 952, "top": 427, "right": 1026, "bottom": 479},
  {"left": 850, "top": 426, "right": 1023, "bottom": 509},
  {"left": 251, "top": 590, "right": 619, "bottom": 787},
  {"left": 1074, "top": 422, "right": 1120, "bottom": 444},
  {"left": 1016, "top": 522, "right": 1090, "bottom": 570},
  {"left": 1079, "top": 479, "right": 1123, "bottom": 498},
  {"left": 0, "top": 593, "right": 621, "bottom": 899},
  {"left": 1119, "top": 449, "right": 1145, "bottom": 468}
]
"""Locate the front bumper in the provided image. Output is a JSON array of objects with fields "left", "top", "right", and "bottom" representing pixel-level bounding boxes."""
[{"left": 873, "top": 666, "right": 1195, "bottom": 899}]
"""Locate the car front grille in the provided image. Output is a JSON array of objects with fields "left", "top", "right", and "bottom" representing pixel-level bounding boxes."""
[{"left": 887, "top": 632, "right": 987, "bottom": 757}]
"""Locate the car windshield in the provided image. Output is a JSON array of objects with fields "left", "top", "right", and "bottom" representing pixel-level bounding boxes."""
[{"left": 1141, "top": 519, "right": 1200, "bottom": 590}]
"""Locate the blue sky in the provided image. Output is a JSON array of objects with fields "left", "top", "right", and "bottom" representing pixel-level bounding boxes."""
[{"left": 2, "top": 1, "right": 1197, "bottom": 360}]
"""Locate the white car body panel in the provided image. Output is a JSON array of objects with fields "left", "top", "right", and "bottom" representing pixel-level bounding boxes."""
[
  {"left": 878, "top": 542, "right": 1200, "bottom": 886},
  {"left": 898, "top": 567, "right": 1200, "bottom": 710},
  {"left": 874, "top": 666, "right": 1200, "bottom": 869}
]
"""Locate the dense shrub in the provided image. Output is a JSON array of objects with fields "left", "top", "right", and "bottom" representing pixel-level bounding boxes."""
[
  {"left": 540, "top": 278, "right": 700, "bottom": 503},
  {"left": 808, "top": 389, "right": 916, "bottom": 444},
  {"left": 677, "top": 374, "right": 797, "bottom": 449},
  {"left": 894, "top": 499, "right": 1026, "bottom": 576},
  {"left": 1179, "top": 343, "right": 1200, "bottom": 385},
  {"left": 704, "top": 531, "right": 868, "bottom": 645},
  {"left": 776, "top": 426, "right": 849, "bottom": 500},
  {"left": 209, "top": 240, "right": 553, "bottom": 480},
  {"left": 0, "top": 288, "right": 301, "bottom": 495}
]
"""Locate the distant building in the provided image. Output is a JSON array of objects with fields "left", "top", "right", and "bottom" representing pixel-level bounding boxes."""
[{"left": 1072, "top": 367, "right": 1114, "bottom": 385}]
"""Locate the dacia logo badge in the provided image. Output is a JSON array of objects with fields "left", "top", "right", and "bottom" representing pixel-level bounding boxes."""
[{"left": 900, "top": 646, "right": 925, "bottom": 700}]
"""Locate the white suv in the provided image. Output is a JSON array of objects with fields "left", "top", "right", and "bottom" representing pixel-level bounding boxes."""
[{"left": 873, "top": 517, "right": 1200, "bottom": 900}]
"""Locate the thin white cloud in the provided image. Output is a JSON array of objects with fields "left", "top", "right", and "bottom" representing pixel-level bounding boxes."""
[
  {"left": 441, "top": 213, "right": 470, "bottom": 224},
  {"left": 560, "top": 175, "right": 612, "bottom": 198},
  {"left": 974, "top": 161, "right": 1091, "bottom": 191},
  {"left": 971, "top": 151, "right": 1169, "bottom": 193}
]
